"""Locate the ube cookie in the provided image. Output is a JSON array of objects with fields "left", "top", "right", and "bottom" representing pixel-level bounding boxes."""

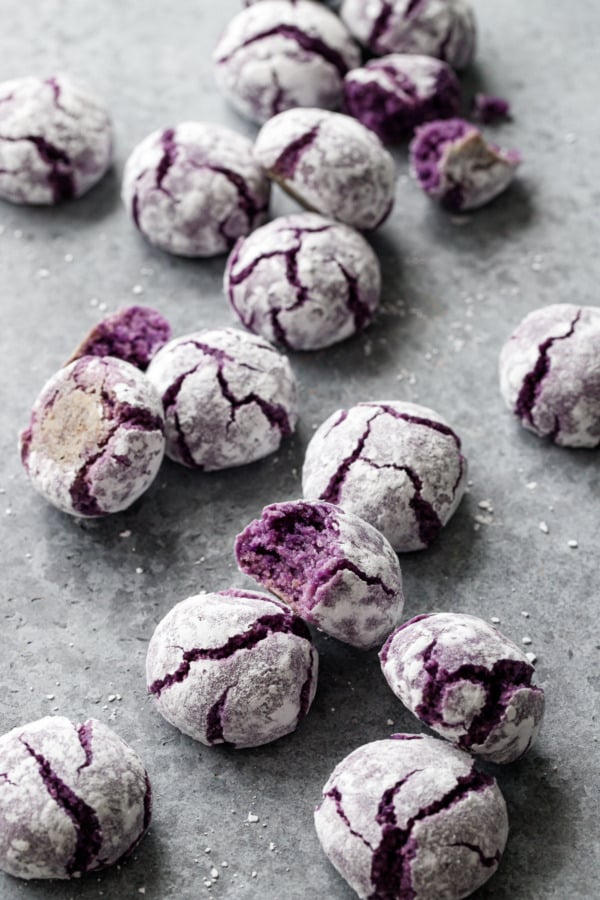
[
  {"left": 315, "top": 734, "right": 508, "bottom": 900},
  {"left": 254, "top": 108, "right": 396, "bottom": 231},
  {"left": 213, "top": 0, "right": 360, "bottom": 124},
  {"left": 146, "top": 589, "right": 318, "bottom": 748},
  {"left": 20, "top": 356, "right": 165, "bottom": 517},
  {"left": 67, "top": 305, "right": 171, "bottom": 371},
  {"left": 302, "top": 401, "right": 467, "bottom": 552},
  {"left": 145, "top": 328, "right": 297, "bottom": 470},
  {"left": 0, "top": 716, "right": 151, "bottom": 880},
  {"left": 380, "top": 613, "right": 545, "bottom": 764},
  {"left": 224, "top": 213, "right": 381, "bottom": 351},
  {"left": 499, "top": 303, "right": 600, "bottom": 448},
  {"left": 122, "top": 122, "right": 270, "bottom": 257}
]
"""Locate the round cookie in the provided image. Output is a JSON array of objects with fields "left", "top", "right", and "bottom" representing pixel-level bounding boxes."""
[
  {"left": 380, "top": 613, "right": 545, "bottom": 763},
  {"left": 302, "top": 401, "right": 467, "bottom": 552},
  {"left": 146, "top": 589, "right": 318, "bottom": 748},
  {"left": 0, "top": 716, "right": 151, "bottom": 880},
  {"left": 67, "top": 306, "right": 171, "bottom": 371},
  {"left": 314, "top": 734, "right": 508, "bottom": 900},
  {"left": 499, "top": 303, "right": 600, "bottom": 448},
  {"left": 122, "top": 122, "right": 270, "bottom": 257},
  {"left": 224, "top": 213, "right": 381, "bottom": 350},
  {"left": 20, "top": 356, "right": 165, "bottom": 517},
  {"left": 145, "top": 328, "right": 297, "bottom": 470},
  {"left": 253, "top": 107, "right": 396, "bottom": 230},
  {"left": 0, "top": 74, "right": 113, "bottom": 204}
]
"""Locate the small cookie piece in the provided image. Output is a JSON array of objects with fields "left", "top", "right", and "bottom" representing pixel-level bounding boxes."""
[
  {"left": 315, "top": 734, "right": 508, "bottom": 900},
  {"left": 146, "top": 589, "right": 318, "bottom": 748},
  {"left": 409, "top": 118, "right": 520, "bottom": 211},
  {"left": 67, "top": 306, "right": 171, "bottom": 370},
  {"left": 302, "top": 401, "right": 467, "bottom": 552},
  {"left": 146, "top": 328, "right": 297, "bottom": 469},
  {"left": 20, "top": 356, "right": 165, "bottom": 517},
  {"left": 213, "top": 0, "right": 360, "bottom": 124},
  {"left": 122, "top": 122, "right": 270, "bottom": 257},
  {"left": 472, "top": 93, "right": 511, "bottom": 125},
  {"left": 499, "top": 303, "right": 600, "bottom": 448},
  {"left": 224, "top": 213, "right": 381, "bottom": 350},
  {"left": 0, "top": 75, "right": 113, "bottom": 205},
  {"left": 254, "top": 108, "right": 396, "bottom": 230},
  {"left": 0, "top": 716, "right": 151, "bottom": 880},
  {"left": 380, "top": 613, "right": 545, "bottom": 763}
]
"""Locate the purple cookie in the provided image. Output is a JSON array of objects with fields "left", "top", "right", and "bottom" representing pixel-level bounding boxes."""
[
  {"left": 213, "top": 0, "right": 360, "bottom": 124},
  {"left": 145, "top": 328, "right": 297, "bottom": 470},
  {"left": 409, "top": 118, "right": 521, "bottom": 211},
  {"left": 340, "top": 0, "right": 476, "bottom": 70},
  {"left": 122, "top": 122, "right": 270, "bottom": 257},
  {"left": 224, "top": 213, "right": 381, "bottom": 350},
  {"left": 499, "top": 304, "right": 600, "bottom": 448},
  {"left": 20, "top": 356, "right": 165, "bottom": 517},
  {"left": 302, "top": 401, "right": 467, "bottom": 552},
  {"left": 344, "top": 54, "right": 461, "bottom": 144},
  {"left": 254, "top": 108, "right": 396, "bottom": 230},
  {"left": 235, "top": 500, "right": 404, "bottom": 649},
  {"left": 0, "top": 75, "right": 113, "bottom": 205},
  {"left": 0, "top": 716, "right": 151, "bottom": 880},
  {"left": 315, "top": 734, "right": 508, "bottom": 900},
  {"left": 67, "top": 306, "right": 171, "bottom": 371},
  {"left": 146, "top": 589, "right": 318, "bottom": 748},
  {"left": 380, "top": 613, "right": 545, "bottom": 764}
]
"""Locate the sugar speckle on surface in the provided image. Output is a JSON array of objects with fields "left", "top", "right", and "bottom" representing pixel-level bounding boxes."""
[
  {"left": 568, "top": 539, "right": 579, "bottom": 549},
  {"left": 539, "top": 521, "right": 549, "bottom": 534}
]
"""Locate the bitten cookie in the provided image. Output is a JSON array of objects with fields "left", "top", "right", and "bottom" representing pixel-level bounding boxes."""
[
  {"left": 380, "top": 613, "right": 545, "bottom": 763},
  {"left": 146, "top": 589, "right": 318, "bottom": 748},
  {"left": 0, "top": 716, "right": 151, "bottom": 880},
  {"left": 315, "top": 734, "right": 508, "bottom": 900},
  {"left": 67, "top": 306, "right": 171, "bottom": 371}
]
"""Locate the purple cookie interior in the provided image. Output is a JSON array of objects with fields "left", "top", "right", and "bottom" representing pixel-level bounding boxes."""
[
  {"left": 410, "top": 117, "right": 473, "bottom": 192},
  {"left": 68, "top": 306, "right": 171, "bottom": 371}
]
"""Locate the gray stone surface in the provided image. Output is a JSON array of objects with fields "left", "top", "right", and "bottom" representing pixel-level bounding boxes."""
[{"left": 0, "top": 1, "right": 598, "bottom": 898}]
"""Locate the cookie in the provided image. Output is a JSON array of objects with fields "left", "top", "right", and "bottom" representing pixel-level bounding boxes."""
[{"left": 67, "top": 306, "right": 171, "bottom": 371}]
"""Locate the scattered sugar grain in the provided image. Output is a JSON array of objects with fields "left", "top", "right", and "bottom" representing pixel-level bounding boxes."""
[
  {"left": 539, "top": 522, "right": 549, "bottom": 534},
  {"left": 522, "top": 637, "right": 533, "bottom": 646},
  {"left": 247, "top": 813, "right": 259, "bottom": 823},
  {"left": 568, "top": 540, "right": 578, "bottom": 549},
  {"left": 526, "top": 481, "right": 537, "bottom": 490},
  {"left": 132, "top": 284, "right": 144, "bottom": 295},
  {"left": 490, "top": 617, "right": 501, "bottom": 625}
]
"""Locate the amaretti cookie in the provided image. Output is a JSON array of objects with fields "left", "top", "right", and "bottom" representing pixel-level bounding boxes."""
[
  {"left": 20, "top": 356, "right": 165, "bottom": 517},
  {"left": 235, "top": 500, "right": 404, "bottom": 649},
  {"left": 0, "top": 75, "right": 113, "bottom": 204},
  {"left": 314, "top": 734, "right": 508, "bottom": 900},
  {"left": 213, "top": 0, "right": 360, "bottom": 124},
  {"left": 302, "top": 401, "right": 467, "bottom": 552},
  {"left": 254, "top": 108, "right": 396, "bottom": 230},
  {"left": 499, "top": 303, "right": 600, "bottom": 448},
  {"left": 145, "top": 328, "right": 297, "bottom": 469},
  {"left": 146, "top": 589, "right": 318, "bottom": 748},
  {"left": 224, "top": 213, "right": 381, "bottom": 350},
  {"left": 0, "top": 716, "right": 151, "bottom": 880},
  {"left": 122, "top": 122, "right": 270, "bottom": 256},
  {"left": 380, "top": 613, "right": 545, "bottom": 763},
  {"left": 67, "top": 306, "right": 171, "bottom": 371}
]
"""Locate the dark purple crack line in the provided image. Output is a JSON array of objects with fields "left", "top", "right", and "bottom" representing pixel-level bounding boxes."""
[
  {"left": 206, "top": 686, "right": 233, "bottom": 745},
  {"left": 362, "top": 458, "right": 442, "bottom": 547},
  {"left": 404, "top": 0, "right": 428, "bottom": 19},
  {"left": 0, "top": 132, "right": 74, "bottom": 201},
  {"left": 188, "top": 161, "right": 268, "bottom": 228},
  {"left": 325, "top": 786, "right": 375, "bottom": 851},
  {"left": 228, "top": 224, "right": 332, "bottom": 287},
  {"left": 76, "top": 721, "right": 94, "bottom": 774},
  {"left": 297, "top": 651, "right": 316, "bottom": 723},
  {"left": 156, "top": 128, "right": 177, "bottom": 190},
  {"left": 451, "top": 842, "right": 502, "bottom": 868},
  {"left": 271, "top": 125, "right": 320, "bottom": 179},
  {"left": 161, "top": 361, "right": 205, "bottom": 468},
  {"left": 0, "top": 772, "right": 16, "bottom": 786},
  {"left": 215, "top": 367, "right": 293, "bottom": 436},
  {"left": 368, "top": 64, "right": 418, "bottom": 101},
  {"left": 336, "top": 263, "right": 373, "bottom": 333},
  {"left": 270, "top": 70, "right": 286, "bottom": 118},
  {"left": 369, "top": 1, "right": 394, "bottom": 49},
  {"left": 216, "top": 25, "right": 352, "bottom": 77},
  {"left": 320, "top": 411, "right": 383, "bottom": 504},
  {"left": 315, "top": 558, "right": 397, "bottom": 602}
]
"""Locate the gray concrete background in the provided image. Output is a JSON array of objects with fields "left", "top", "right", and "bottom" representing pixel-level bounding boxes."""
[{"left": 0, "top": 0, "right": 599, "bottom": 897}]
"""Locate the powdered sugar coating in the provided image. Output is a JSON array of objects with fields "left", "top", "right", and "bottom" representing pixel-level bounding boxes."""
[
  {"left": 122, "top": 122, "right": 270, "bottom": 257},
  {"left": 146, "top": 589, "right": 318, "bottom": 748},
  {"left": 67, "top": 306, "right": 171, "bottom": 371},
  {"left": 0, "top": 716, "right": 151, "bottom": 880},
  {"left": 20, "top": 356, "right": 165, "bottom": 517},
  {"left": 145, "top": 328, "right": 297, "bottom": 470},
  {"left": 314, "top": 734, "right": 508, "bottom": 900},
  {"left": 302, "top": 401, "right": 467, "bottom": 552},
  {"left": 380, "top": 613, "right": 545, "bottom": 763},
  {"left": 254, "top": 107, "right": 396, "bottom": 230}
]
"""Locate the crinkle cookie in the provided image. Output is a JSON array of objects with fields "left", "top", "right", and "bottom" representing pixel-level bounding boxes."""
[
  {"left": 146, "top": 589, "right": 318, "bottom": 748},
  {"left": 315, "top": 734, "right": 508, "bottom": 900},
  {"left": 145, "top": 328, "right": 297, "bottom": 470},
  {"left": 0, "top": 716, "right": 151, "bottom": 880},
  {"left": 20, "top": 356, "right": 165, "bottom": 517},
  {"left": 0, "top": 75, "right": 113, "bottom": 205},
  {"left": 409, "top": 118, "right": 520, "bottom": 211},
  {"left": 67, "top": 306, "right": 171, "bottom": 371},
  {"left": 302, "top": 401, "right": 467, "bottom": 552},
  {"left": 499, "top": 303, "right": 600, "bottom": 448},
  {"left": 380, "top": 613, "right": 545, "bottom": 764},
  {"left": 344, "top": 54, "right": 461, "bottom": 144},
  {"left": 254, "top": 107, "right": 396, "bottom": 230},
  {"left": 122, "top": 122, "right": 270, "bottom": 257},
  {"left": 235, "top": 500, "right": 404, "bottom": 649},
  {"left": 224, "top": 213, "right": 381, "bottom": 350},
  {"left": 213, "top": 0, "right": 360, "bottom": 124}
]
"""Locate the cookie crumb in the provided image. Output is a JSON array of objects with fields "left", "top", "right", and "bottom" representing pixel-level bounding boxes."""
[
  {"left": 568, "top": 539, "right": 578, "bottom": 549},
  {"left": 247, "top": 813, "right": 259, "bottom": 823},
  {"left": 539, "top": 521, "right": 549, "bottom": 534},
  {"left": 522, "top": 636, "right": 533, "bottom": 646}
]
